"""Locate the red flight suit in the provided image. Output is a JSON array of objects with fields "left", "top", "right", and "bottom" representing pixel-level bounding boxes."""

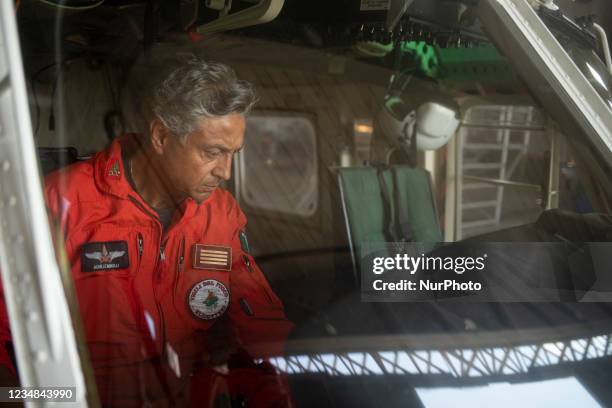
[{"left": 0, "top": 135, "right": 294, "bottom": 407}]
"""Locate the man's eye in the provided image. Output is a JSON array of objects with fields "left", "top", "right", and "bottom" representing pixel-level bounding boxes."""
[{"left": 205, "top": 150, "right": 221, "bottom": 158}]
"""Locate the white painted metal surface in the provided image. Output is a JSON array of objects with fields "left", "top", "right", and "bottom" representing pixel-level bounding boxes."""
[
  {"left": 592, "top": 23, "right": 612, "bottom": 75},
  {"left": 197, "top": 0, "right": 285, "bottom": 34},
  {"left": 0, "top": 1, "right": 89, "bottom": 406},
  {"left": 479, "top": 0, "right": 612, "bottom": 164},
  {"left": 455, "top": 106, "right": 537, "bottom": 238}
]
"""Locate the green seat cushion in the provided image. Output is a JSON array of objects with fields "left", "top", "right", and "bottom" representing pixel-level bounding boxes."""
[{"left": 338, "top": 166, "right": 441, "bottom": 251}]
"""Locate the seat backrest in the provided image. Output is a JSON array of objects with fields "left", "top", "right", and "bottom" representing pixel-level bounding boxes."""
[
  {"left": 337, "top": 166, "right": 441, "bottom": 283},
  {"left": 390, "top": 166, "right": 442, "bottom": 243},
  {"left": 338, "top": 167, "right": 388, "bottom": 245}
]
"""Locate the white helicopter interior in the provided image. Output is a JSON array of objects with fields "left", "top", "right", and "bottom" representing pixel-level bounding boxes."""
[{"left": 5, "top": 1, "right": 612, "bottom": 405}]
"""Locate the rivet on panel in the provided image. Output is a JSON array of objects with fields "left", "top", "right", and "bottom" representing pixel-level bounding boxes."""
[{"left": 35, "top": 351, "right": 48, "bottom": 363}]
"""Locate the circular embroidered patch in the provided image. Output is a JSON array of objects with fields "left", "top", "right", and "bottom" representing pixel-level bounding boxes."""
[{"left": 188, "top": 280, "right": 230, "bottom": 320}]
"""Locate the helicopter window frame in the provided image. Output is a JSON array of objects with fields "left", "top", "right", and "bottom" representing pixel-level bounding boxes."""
[{"left": 235, "top": 111, "right": 319, "bottom": 218}]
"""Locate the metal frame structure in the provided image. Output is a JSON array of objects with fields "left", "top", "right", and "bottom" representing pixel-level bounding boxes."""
[
  {"left": 197, "top": 0, "right": 285, "bottom": 34},
  {"left": 447, "top": 0, "right": 612, "bottom": 239},
  {"left": 268, "top": 330, "right": 612, "bottom": 380},
  {"left": 477, "top": 0, "right": 612, "bottom": 165},
  {"left": 0, "top": 1, "right": 89, "bottom": 406},
  {"left": 235, "top": 112, "right": 319, "bottom": 218},
  {"left": 546, "top": 117, "right": 561, "bottom": 209},
  {"left": 454, "top": 105, "right": 541, "bottom": 240},
  {"left": 337, "top": 172, "right": 360, "bottom": 286}
]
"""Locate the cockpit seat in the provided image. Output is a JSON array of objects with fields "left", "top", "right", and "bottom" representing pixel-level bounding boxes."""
[{"left": 337, "top": 166, "right": 441, "bottom": 284}]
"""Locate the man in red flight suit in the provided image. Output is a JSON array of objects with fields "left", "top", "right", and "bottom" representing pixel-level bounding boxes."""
[{"left": 0, "top": 58, "right": 294, "bottom": 406}]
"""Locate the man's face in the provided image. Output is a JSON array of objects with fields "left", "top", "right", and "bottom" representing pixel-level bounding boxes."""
[{"left": 157, "top": 114, "right": 246, "bottom": 204}]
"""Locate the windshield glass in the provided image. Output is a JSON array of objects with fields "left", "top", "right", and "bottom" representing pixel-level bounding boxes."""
[{"left": 2, "top": 0, "right": 612, "bottom": 407}]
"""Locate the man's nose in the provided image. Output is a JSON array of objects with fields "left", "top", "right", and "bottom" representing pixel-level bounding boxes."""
[{"left": 213, "top": 154, "right": 233, "bottom": 181}]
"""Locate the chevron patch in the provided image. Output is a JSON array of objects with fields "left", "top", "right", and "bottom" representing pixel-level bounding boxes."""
[{"left": 192, "top": 244, "right": 231, "bottom": 271}]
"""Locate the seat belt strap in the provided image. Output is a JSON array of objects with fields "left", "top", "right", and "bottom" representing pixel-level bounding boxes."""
[
  {"left": 391, "top": 167, "right": 415, "bottom": 242},
  {"left": 376, "top": 167, "right": 400, "bottom": 242}
]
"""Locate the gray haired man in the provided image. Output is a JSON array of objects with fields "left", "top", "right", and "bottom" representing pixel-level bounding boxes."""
[{"left": 0, "top": 57, "right": 294, "bottom": 406}]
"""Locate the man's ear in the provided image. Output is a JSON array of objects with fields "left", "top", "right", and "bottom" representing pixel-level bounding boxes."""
[{"left": 149, "top": 119, "right": 169, "bottom": 155}]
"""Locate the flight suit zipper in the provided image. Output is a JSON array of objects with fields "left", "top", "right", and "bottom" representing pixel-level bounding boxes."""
[
  {"left": 135, "top": 232, "right": 156, "bottom": 339},
  {"left": 129, "top": 195, "right": 167, "bottom": 355},
  {"left": 157, "top": 243, "right": 166, "bottom": 281},
  {"left": 137, "top": 233, "right": 144, "bottom": 259},
  {"left": 156, "top": 241, "right": 167, "bottom": 358},
  {"left": 174, "top": 236, "right": 185, "bottom": 296}
]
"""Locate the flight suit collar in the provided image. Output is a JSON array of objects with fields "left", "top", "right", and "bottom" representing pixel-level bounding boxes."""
[
  {"left": 93, "top": 134, "right": 199, "bottom": 221},
  {"left": 93, "top": 134, "right": 137, "bottom": 200}
]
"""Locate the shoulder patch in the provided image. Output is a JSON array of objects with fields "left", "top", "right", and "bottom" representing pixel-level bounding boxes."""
[
  {"left": 188, "top": 279, "right": 230, "bottom": 320},
  {"left": 81, "top": 241, "right": 129, "bottom": 272}
]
